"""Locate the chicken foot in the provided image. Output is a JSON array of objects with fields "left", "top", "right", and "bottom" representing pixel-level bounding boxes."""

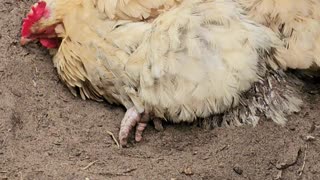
[
  {"left": 119, "top": 107, "right": 148, "bottom": 147},
  {"left": 119, "top": 107, "right": 165, "bottom": 146}
]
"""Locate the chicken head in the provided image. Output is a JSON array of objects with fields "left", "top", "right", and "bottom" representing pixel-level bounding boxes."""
[{"left": 21, "top": 1, "right": 61, "bottom": 48}]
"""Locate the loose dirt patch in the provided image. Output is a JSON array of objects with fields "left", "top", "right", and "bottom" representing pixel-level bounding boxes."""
[{"left": 0, "top": 1, "right": 319, "bottom": 179}]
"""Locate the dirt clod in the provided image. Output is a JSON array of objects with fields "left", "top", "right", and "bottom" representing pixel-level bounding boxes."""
[{"left": 182, "top": 167, "right": 193, "bottom": 176}]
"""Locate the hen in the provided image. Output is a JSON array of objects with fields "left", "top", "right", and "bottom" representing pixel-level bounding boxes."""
[
  {"left": 238, "top": 0, "right": 320, "bottom": 74},
  {"left": 21, "top": 0, "right": 301, "bottom": 146}
]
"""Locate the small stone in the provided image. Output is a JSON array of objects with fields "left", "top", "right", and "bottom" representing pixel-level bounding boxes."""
[
  {"left": 306, "top": 135, "right": 316, "bottom": 141},
  {"left": 288, "top": 124, "right": 296, "bottom": 131},
  {"left": 182, "top": 167, "right": 193, "bottom": 175},
  {"left": 11, "top": 89, "right": 22, "bottom": 97},
  {"left": 74, "top": 151, "right": 81, "bottom": 157},
  {"left": 202, "top": 156, "right": 210, "bottom": 160},
  {"left": 276, "top": 163, "right": 286, "bottom": 170},
  {"left": 233, "top": 165, "right": 243, "bottom": 175}
]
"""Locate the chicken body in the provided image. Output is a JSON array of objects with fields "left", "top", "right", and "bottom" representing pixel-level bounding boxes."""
[
  {"left": 22, "top": 0, "right": 300, "bottom": 145},
  {"left": 92, "top": 0, "right": 181, "bottom": 20},
  {"left": 238, "top": 0, "right": 320, "bottom": 71}
]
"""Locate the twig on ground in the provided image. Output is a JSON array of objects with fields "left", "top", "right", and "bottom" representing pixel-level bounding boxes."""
[
  {"left": 82, "top": 160, "right": 98, "bottom": 170},
  {"left": 107, "top": 130, "right": 120, "bottom": 149},
  {"left": 297, "top": 144, "right": 308, "bottom": 176},
  {"left": 123, "top": 167, "right": 137, "bottom": 173}
]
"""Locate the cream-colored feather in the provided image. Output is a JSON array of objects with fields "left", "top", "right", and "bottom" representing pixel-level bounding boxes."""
[
  {"left": 92, "top": 0, "right": 180, "bottom": 20},
  {"left": 238, "top": 0, "right": 320, "bottom": 70}
]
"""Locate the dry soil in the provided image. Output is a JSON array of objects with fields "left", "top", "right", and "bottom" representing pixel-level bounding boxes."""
[{"left": 0, "top": 1, "right": 320, "bottom": 179}]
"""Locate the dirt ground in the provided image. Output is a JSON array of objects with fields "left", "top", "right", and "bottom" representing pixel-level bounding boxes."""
[{"left": 1, "top": 1, "right": 320, "bottom": 180}]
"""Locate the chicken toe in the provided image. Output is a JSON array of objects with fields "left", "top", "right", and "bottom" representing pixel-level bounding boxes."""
[
  {"left": 119, "top": 107, "right": 141, "bottom": 146},
  {"left": 153, "top": 118, "right": 164, "bottom": 131},
  {"left": 119, "top": 107, "right": 149, "bottom": 146},
  {"left": 135, "top": 122, "right": 147, "bottom": 142}
]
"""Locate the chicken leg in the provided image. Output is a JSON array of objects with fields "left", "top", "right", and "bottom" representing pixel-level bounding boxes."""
[{"left": 119, "top": 107, "right": 148, "bottom": 146}]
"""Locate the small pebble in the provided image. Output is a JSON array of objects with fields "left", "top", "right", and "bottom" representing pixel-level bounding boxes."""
[
  {"left": 218, "top": 163, "right": 224, "bottom": 168},
  {"left": 306, "top": 135, "right": 316, "bottom": 141},
  {"left": 233, "top": 165, "right": 243, "bottom": 175},
  {"left": 276, "top": 163, "right": 286, "bottom": 170},
  {"left": 182, "top": 167, "right": 193, "bottom": 175},
  {"left": 11, "top": 89, "right": 22, "bottom": 97}
]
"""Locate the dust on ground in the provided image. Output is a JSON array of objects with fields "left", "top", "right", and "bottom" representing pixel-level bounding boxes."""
[{"left": 0, "top": 1, "right": 319, "bottom": 179}]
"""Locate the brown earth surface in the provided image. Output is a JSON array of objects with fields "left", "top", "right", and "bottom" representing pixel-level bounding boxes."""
[{"left": 0, "top": 1, "right": 320, "bottom": 179}]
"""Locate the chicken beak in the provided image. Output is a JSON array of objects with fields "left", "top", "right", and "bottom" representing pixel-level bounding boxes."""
[{"left": 20, "top": 37, "right": 33, "bottom": 46}]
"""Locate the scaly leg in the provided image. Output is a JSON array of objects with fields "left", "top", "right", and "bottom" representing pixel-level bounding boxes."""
[
  {"left": 153, "top": 118, "right": 164, "bottom": 131},
  {"left": 119, "top": 107, "right": 148, "bottom": 146}
]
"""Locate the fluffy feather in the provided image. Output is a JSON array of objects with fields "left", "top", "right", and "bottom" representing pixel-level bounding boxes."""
[
  {"left": 92, "top": 0, "right": 180, "bottom": 20},
  {"left": 238, "top": 0, "right": 320, "bottom": 70}
]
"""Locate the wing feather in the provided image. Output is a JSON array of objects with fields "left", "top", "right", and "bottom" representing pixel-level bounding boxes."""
[{"left": 92, "top": 0, "right": 180, "bottom": 20}]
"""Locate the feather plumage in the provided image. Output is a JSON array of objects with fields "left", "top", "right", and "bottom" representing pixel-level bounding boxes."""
[
  {"left": 92, "top": 0, "right": 180, "bottom": 20},
  {"left": 238, "top": 0, "right": 320, "bottom": 70},
  {"left": 21, "top": 0, "right": 304, "bottom": 145}
]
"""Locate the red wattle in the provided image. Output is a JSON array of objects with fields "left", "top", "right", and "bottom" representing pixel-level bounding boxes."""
[{"left": 40, "top": 38, "right": 60, "bottom": 49}]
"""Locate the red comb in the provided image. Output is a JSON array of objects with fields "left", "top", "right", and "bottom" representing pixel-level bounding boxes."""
[{"left": 21, "top": 1, "right": 48, "bottom": 37}]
